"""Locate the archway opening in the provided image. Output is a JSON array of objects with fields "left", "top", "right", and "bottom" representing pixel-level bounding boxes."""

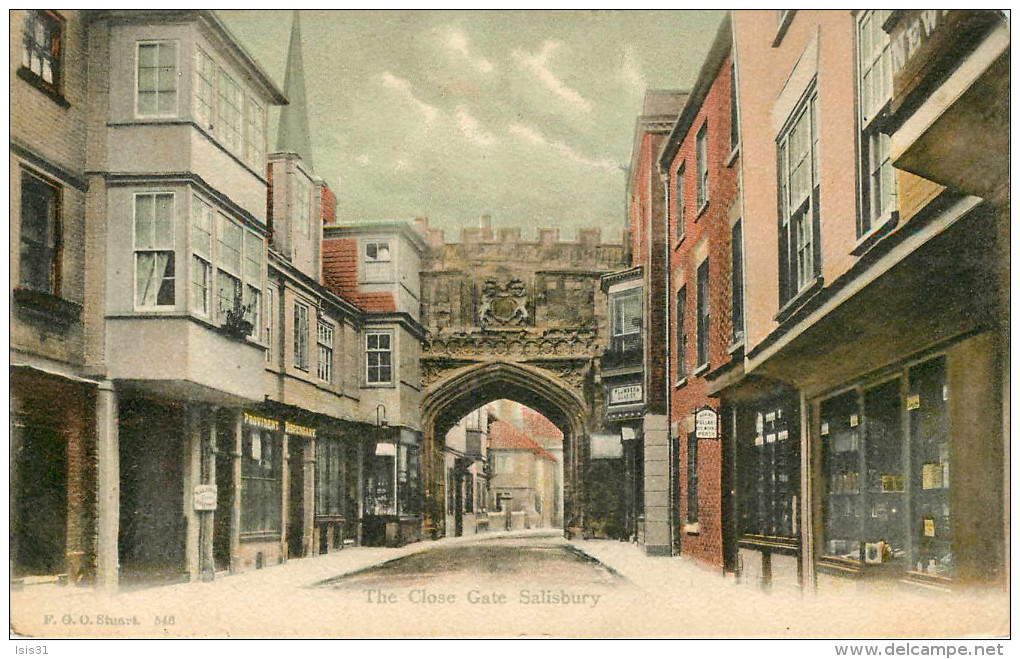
[
  {"left": 422, "top": 362, "right": 589, "bottom": 539},
  {"left": 441, "top": 400, "right": 564, "bottom": 537}
]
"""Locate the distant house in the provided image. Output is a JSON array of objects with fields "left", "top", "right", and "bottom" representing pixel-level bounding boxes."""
[{"left": 487, "top": 418, "right": 557, "bottom": 530}]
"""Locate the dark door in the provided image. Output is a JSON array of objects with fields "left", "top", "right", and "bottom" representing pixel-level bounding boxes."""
[
  {"left": 288, "top": 438, "right": 305, "bottom": 557},
  {"left": 213, "top": 413, "right": 233, "bottom": 572},
  {"left": 11, "top": 425, "right": 67, "bottom": 577},
  {"left": 454, "top": 470, "right": 464, "bottom": 537}
]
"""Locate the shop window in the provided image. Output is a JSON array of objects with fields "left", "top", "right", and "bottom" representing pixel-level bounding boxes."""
[
  {"left": 315, "top": 438, "right": 344, "bottom": 518},
  {"left": 364, "top": 240, "right": 392, "bottom": 282},
  {"left": 821, "top": 379, "right": 906, "bottom": 566},
  {"left": 741, "top": 400, "right": 799, "bottom": 538},
  {"left": 293, "top": 302, "right": 309, "bottom": 370},
  {"left": 686, "top": 433, "right": 698, "bottom": 523},
  {"left": 241, "top": 426, "right": 282, "bottom": 535},
  {"left": 397, "top": 444, "right": 422, "bottom": 516},
  {"left": 908, "top": 356, "right": 952, "bottom": 577},
  {"left": 365, "top": 443, "right": 396, "bottom": 516},
  {"left": 856, "top": 9, "right": 897, "bottom": 238},
  {"left": 19, "top": 169, "right": 62, "bottom": 296},
  {"left": 134, "top": 192, "right": 175, "bottom": 309},
  {"left": 777, "top": 83, "right": 821, "bottom": 305},
  {"left": 136, "top": 41, "right": 177, "bottom": 117},
  {"left": 609, "top": 287, "right": 642, "bottom": 354},
  {"left": 366, "top": 330, "right": 393, "bottom": 385}
]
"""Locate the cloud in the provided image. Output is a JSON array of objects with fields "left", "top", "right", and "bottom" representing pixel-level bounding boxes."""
[
  {"left": 446, "top": 27, "right": 494, "bottom": 73},
  {"left": 621, "top": 46, "right": 645, "bottom": 91},
  {"left": 456, "top": 106, "right": 496, "bottom": 147},
  {"left": 381, "top": 72, "right": 439, "bottom": 125},
  {"left": 508, "top": 123, "right": 619, "bottom": 172},
  {"left": 356, "top": 154, "right": 370, "bottom": 167},
  {"left": 513, "top": 41, "right": 591, "bottom": 113}
]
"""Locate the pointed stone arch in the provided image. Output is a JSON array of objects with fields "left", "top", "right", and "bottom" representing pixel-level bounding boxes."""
[{"left": 421, "top": 361, "right": 591, "bottom": 538}]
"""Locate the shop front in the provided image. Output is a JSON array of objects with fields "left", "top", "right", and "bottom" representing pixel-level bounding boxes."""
[
  {"left": 363, "top": 429, "right": 423, "bottom": 547},
  {"left": 236, "top": 411, "right": 286, "bottom": 571}
]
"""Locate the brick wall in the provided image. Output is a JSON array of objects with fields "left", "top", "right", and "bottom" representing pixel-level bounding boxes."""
[{"left": 667, "top": 52, "right": 739, "bottom": 570}]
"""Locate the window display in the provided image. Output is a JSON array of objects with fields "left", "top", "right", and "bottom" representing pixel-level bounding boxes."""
[
  {"left": 909, "top": 356, "right": 952, "bottom": 577},
  {"left": 364, "top": 442, "right": 396, "bottom": 516},
  {"left": 241, "top": 424, "right": 282, "bottom": 535},
  {"left": 741, "top": 398, "right": 799, "bottom": 538}
]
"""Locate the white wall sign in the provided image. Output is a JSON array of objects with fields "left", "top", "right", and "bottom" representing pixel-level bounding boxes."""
[
  {"left": 193, "top": 484, "right": 217, "bottom": 512},
  {"left": 695, "top": 407, "right": 719, "bottom": 439},
  {"left": 590, "top": 433, "right": 624, "bottom": 459},
  {"left": 610, "top": 384, "right": 643, "bottom": 404}
]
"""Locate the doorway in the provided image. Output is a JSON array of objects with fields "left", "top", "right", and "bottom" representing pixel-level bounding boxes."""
[
  {"left": 11, "top": 424, "right": 67, "bottom": 577},
  {"left": 213, "top": 411, "right": 234, "bottom": 572},
  {"left": 288, "top": 438, "right": 305, "bottom": 558}
]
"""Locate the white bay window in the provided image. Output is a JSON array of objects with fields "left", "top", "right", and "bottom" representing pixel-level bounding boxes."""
[{"left": 134, "top": 192, "right": 175, "bottom": 308}]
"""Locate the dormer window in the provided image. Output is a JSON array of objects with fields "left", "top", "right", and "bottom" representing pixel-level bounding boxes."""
[{"left": 364, "top": 240, "right": 393, "bottom": 282}]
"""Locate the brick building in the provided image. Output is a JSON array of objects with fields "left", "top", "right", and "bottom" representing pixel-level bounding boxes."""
[
  {"left": 728, "top": 9, "right": 1008, "bottom": 592},
  {"left": 602, "top": 90, "right": 686, "bottom": 553},
  {"left": 659, "top": 15, "right": 742, "bottom": 571}
]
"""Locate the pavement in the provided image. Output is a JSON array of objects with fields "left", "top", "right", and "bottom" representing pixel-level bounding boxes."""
[{"left": 10, "top": 529, "right": 1010, "bottom": 639}]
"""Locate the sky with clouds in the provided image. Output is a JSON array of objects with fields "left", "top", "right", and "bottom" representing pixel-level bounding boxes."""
[{"left": 219, "top": 10, "right": 725, "bottom": 241}]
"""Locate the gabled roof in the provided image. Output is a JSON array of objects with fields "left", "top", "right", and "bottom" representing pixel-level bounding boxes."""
[
  {"left": 321, "top": 238, "right": 397, "bottom": 313},
  {"left": 488, "top": 420, "right": 557, "bottom": 462},
  {"left": 522, "top": 406, "right": 563, "bottom": 447}
]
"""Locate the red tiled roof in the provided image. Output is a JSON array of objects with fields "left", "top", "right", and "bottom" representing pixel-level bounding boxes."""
[
  {"left": 321, "top": 238, "right": 396, "bottom": 312},
  {"left": 522, "top": 406, "right": 563, "bottom": 444},
  {"left": 489, "top": 420, "right": 556, "bottom": 462}
]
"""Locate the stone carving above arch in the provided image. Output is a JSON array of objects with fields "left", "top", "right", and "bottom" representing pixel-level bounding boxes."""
[{"left": 478, "top": 277, "right": 529, "bottom": 327}]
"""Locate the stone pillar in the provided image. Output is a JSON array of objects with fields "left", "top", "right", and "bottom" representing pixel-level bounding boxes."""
[
  {"left": 95, "top": 381, "right": 119, "bottom": 590},
  {"left": 303, "top": 438, "right": 316, "bottom": 556},
  {"left": 229, "top": 411, "right": 242, "bottom": 573},
  {"left": 202, "top": 409, "right": 217, "bottom": 581},
  {"left": 281, "top": 432, "right": 289, "bottom": 559},
  {"left": 183, "top": 407, "right": 202, "bottom": 580},
  {"left": 356, "top": 438, "right": 365, "bottom": 546},
  {"left": 64, "top": 387, "right": 88, "bottom": 585},
  {"left": 643, "top": 413, "right": 671, "bottom": 556}
]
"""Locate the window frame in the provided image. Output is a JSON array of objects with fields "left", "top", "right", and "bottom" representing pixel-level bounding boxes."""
[
  {"left": 19, "top": 10, "right": 65, "bottom": 101},
  {"left": 777, "top": 81, "right": 821, "bottom": 307},
  {"left": 217, "top": 67, "right": 243, "bottom": 153},
  {"left": 18, "top": 168, "right": 63, "bottom": 297},
  {"left": 133, "top": 191, "right": 176, "bottom": 311},
  {"left": 245, "top": 96, "right": 266, "bottom": 172},
  {"left": 675, "top": 163, "right": 686, "bottom": 244},
  {"left": 240, "top": 425, "right": 283, "bottom": 536},
  {"left": 609, "top": 286, "right": 642, "bottom": 354},
  {"left": 363, "top": 240, "right": 394, "bottom": 283},
  {"left": 696, "top": 258, "right": 710, "bottom": 370},
  {"left": 730, "top": 219, "right": 745, "bottom": 345},
  {"left": 740, "top": 398, "right": 800, "bottom": 540},
  {"left": 729, "top": 59, "right": 740, "bottom": 154},
  {"left": 193, "top": 46, "right": 216, "bottom": 131},
  {"left": 190, "top": 195, "right": 214, "bottom": 317},
  {"left": 316, "top": 319, "right": 334, "bottom": 383},
  {"left": 855, "top": 9, "right": 898, "bottom": 241},
  {"left": 135, "top": 39, "right": 179, "bottom": 119},
  {"left": 676, "top": 284, "right": 688, "bottom": 384},
  {"left": 293, "top": 301, "right": 310, "bottom": 371},
  {"left": 365, "top": 329, "right": 394, "bottom": 386},
  {"left": 695, "top": 123, "right": 709, "bottom": 213}
]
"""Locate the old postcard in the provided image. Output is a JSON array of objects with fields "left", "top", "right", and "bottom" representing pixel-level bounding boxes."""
[{"left": 8, "top": 9, "right": 1010, "bottom": 643}]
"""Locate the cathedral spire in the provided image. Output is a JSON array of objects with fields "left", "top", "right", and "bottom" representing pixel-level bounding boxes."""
[{"left": 276, "top": 10, "right": 314, "bottom": 169}]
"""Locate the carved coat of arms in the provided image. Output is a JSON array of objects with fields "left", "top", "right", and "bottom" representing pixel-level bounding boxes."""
[{"left": 478, "top": 278, "right": 529, "bottom": 327}]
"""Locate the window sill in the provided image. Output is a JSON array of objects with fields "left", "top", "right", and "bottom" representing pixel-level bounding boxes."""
[
  {"left": 673, "top": 234, "right": 686, "bottom": 251},
  {"left": 694, "top": 201, "right": 710, "bottom": 223},
  {"left": 362, "top": 382, "right": 396, "bottom": 389},
  {"left": 725, "top": 145, "right": 740, "bottom": 168},
  {"left": 774, "top": 275, "right": 824, "bottom": 324},
  {"left": 674, "top": 377, "right": 688, "bottom": 390},
  {"left": 239, "top": 532, "right": 282, "bottom": 543},
  {"left": 13, "top": 288, "right": 82, "bottom": 328},
  {"left": 17, "top": 67, "right": 69, "bottom": 108},
  {"left": 726, "top": 336, "right": 745, "bottom": 355},
  {"left": 693, "top": 362, "right": 710, "bottom": 377},
  {"left": 850, "top": 210, "right": 900, "bottom": 256},
  {"left": 683, "top": 522, "right": 700, "bottom": 536},
  {"left": 772, "top": 11, "right": 796, "bottom": 48}
]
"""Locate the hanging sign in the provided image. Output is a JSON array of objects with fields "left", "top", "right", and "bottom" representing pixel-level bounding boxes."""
[
  {"left": 695, "top": 407, "right": 719, "bottom": 439},
  {"left": 193, "top": 484, "right": 218, "bottom": 512}
]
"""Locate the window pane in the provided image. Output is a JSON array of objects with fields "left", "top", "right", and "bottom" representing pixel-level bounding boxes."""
[
  {"left": 154, "top": 194, "right": 173, "bottom": 247},
  {"left": 135, "top": 195, "right": 153, "bottom": 249},
  {"left": 191, "top": 257, "right": 209, "bottom": 314}
]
